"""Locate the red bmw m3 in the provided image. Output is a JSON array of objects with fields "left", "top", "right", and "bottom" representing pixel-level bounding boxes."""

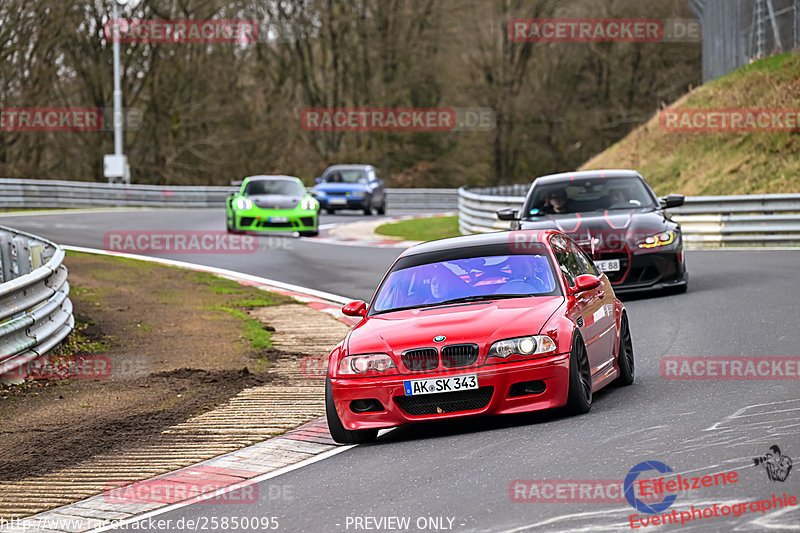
[{"left": 326, "top": 230, "right": 634, "bottom": 444}]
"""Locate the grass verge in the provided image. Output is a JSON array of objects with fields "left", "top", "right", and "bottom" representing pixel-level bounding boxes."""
[
  {"left": 580, "top": 51, "right": 800, "bottom": 195},
  {"left": 375, "top": 215, "right": 461, "bottom": 242}
]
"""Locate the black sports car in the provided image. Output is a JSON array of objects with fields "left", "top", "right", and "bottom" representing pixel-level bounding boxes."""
[{"left": 497, "top": 170, "right": 688, "bottom": 294}]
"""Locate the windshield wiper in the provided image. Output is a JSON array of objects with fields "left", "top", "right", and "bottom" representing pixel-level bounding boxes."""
[{"left": 434, "top": 294, "right": 534, "bottom": 306}]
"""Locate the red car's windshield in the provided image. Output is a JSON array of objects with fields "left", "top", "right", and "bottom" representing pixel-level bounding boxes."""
[{"left": 371, "top": 254, "right": 559, "bottom": 314}]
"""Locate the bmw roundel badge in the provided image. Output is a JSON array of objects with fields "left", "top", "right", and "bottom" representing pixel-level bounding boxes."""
[{"left": 433, "top": 335, "right": 446, "bottom": 342}]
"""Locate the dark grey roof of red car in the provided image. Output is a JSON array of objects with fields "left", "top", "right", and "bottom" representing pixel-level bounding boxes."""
[{"left": 401, "top": 230, "right": 553, "bottom": 257}]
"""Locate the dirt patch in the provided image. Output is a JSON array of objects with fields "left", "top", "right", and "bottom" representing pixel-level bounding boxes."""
[{"left": 0, "top": 252, "right": 294, "bottom": 482}]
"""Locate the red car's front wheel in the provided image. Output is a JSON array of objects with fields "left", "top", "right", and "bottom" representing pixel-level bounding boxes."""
[
  {"left": 326, "top": 378, "right": 378, "bottom": 444},
  {"left": 564, "top": 331, "right": 592, "bottom": 415}
]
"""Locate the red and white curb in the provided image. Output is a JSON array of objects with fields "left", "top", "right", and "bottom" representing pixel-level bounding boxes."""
[
  {"left": 0, "top": 249, "right": 361, "bottom": 533},
  {"left": 0, "top": 420, "right": 352, "bottom": 533}
]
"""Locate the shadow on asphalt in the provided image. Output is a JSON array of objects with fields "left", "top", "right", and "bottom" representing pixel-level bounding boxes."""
[{"left": 369, "top": 385, "right": 620, "bottom": 446}]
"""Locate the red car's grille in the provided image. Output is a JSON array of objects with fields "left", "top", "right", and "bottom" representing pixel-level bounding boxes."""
[
  {"left": 394, "top": 387, "right": 494, "bottom": 416},
  {"left": 401, "top": 348, "right": 438, "bottom": 372},
  {"left": 441, "top": 344, "right": 478, "bottom": 368}
]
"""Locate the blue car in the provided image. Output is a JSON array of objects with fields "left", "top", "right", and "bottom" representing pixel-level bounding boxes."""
[{"left": 313, "top": 164, "right": 386, "bottom": 215}]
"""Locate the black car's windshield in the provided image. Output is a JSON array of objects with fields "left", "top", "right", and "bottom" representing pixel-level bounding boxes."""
[
  {"left": 244, "top": 179, "right": 304, "bottom": 196},
  {"left": 321, "top": 170, "right": 367, "bottom": 184},
  {"left": 371, "top": 254, "right": 559, "bottom": 314},
  {"left": 526, "top": 177, "right": 657, "bottom": 216}
]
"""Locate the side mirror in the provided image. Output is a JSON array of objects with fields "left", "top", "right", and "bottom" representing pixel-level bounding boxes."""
[
  {"left": 660, "top": 194, "right": 685, "bottom": 209},
  {"left": 315, "top": 177, "right": 322, "bottom": 184},
  {"left": 496, "top": 208, "right": 519, "bottom": 221},
  {"left": 342, "top": 300, "right": 367, "bottom": 317},
  {"left": 572, "top": 274, "right": 601, "bottom": 294}
]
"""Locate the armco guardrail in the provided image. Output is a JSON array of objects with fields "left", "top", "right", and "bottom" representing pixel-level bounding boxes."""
[
  {"left": 0, "top": 226, "right": 73, "bottom": 380},
  {"left": 459, "top": 186, "right": 800, "bottom": 247},
  {"left": 0, "top": 178, "right": 458, "bottom": 212}
]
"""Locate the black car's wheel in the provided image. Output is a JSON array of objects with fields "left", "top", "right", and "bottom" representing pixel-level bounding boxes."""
[
  {"left": 613, "top": 312, "right": 634, "bottom": 386},
  {"left": 376, "top": 199, "right": 386, "bottom": 215},
  {"left": 325, "top": 208, "right": 336, "bottom": 215},
  {"left": 325, "top": 378, "right": 378, "bottom": 444},
  {"left": 299, "top": 230, "right": 318, "bottom": 237},
  {"left": 564, "top": 331, "right": 592, "bottom": 415}
]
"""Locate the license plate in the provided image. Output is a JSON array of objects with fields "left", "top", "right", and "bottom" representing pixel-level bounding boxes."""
[
  {"left": 595, "top": 259, "right": 620, "bottom": 272},
  {"left": 404, "top": 374, "right": 478, "bottom": 396},
  {"left": 329, "top": 197, "right": 347, "bottom": 205},
  {"left": 268, "top": 216, "right": 288, "bottom": 223}
]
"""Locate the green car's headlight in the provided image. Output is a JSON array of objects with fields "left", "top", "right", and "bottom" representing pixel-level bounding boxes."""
[
  {"left": 487, "top": 335, "right": 556, "bottom": 360},
  {"left": 236, "top": 197, "right": 253, "bottom": 210},
  {"left": 301, "top": 197, "right": 317, "bottom": 210}
]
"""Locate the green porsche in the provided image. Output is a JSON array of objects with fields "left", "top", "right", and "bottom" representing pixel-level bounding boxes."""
[{"left": 226, "top": 175, "right": 319, "bottom": 237}]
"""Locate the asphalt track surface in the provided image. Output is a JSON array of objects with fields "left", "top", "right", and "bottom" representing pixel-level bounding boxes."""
[{"left": 2, "top": 209, "right": 799, "bottom": 532}]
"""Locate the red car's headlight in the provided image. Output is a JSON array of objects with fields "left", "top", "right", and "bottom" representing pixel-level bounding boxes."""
[
  {"left": 338, "top": 353, "right": 396, "bottom": 375},
  {"left": 487, "top": 335, "right": 556, "bottom": 361}
]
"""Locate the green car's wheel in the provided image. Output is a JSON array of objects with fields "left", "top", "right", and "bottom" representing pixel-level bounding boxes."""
[{"left": 299, "top": 230, "right": 319, "bottom": 237}]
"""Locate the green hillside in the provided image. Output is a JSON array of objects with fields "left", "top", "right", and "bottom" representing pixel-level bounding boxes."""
[{"left": 581, "top": 51, "right": 800, "bottom": 195}]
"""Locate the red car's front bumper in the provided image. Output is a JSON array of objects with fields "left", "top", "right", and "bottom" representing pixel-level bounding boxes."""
[{"left": 330, "top": 354, "right": 570, "bottom": 430}]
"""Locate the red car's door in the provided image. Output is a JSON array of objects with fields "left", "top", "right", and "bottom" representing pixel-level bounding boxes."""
[{"left": 551, "top": 235, "right": 616, "bottom": 378}]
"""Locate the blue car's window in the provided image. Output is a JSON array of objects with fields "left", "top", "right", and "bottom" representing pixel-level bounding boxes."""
[
  {"left": 322, "top": 170, "right": 367, "bottom": 184},
  {"left": 244, "top": 179, "right": 304, "bottom": 196},
  {"left": 372, "top": 254, "right": 559, "bottom": 313}
]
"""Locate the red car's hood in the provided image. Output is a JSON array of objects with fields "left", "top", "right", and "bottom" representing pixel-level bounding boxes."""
[{"left": 348, "top": 296, "right": 564, "bottom": 363}]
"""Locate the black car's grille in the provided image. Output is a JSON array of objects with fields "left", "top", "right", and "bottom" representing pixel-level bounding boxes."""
[
  {"left": 401, "top": 348, "right": 438, "bottom": 372},
  {"left": 394, "top": 387, "right": 494, "bottom": 416},
  {"left": 628, "top": 265, "right": 660, "bottom": 284},
  {"left": 441, "top": 344, "right": 478, "bottom": 368}
]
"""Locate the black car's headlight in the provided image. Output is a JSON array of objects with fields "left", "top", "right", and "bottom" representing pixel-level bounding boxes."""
[
  {"left": 338, "top": 353, "right": 396, "bottom": 375},
  {"left": 487, "top": 335, "right": 556, "bottom": 361},
  {"left": 637, "top": 230, "right": 676, "bottom": 249}
]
